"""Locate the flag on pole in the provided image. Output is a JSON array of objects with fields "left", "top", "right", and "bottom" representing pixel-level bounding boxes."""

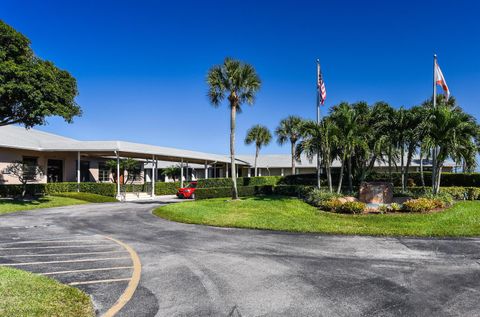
[
  {"left": 434, "top": 59, "right": 450, "bottom": 100},
  {"left": 317, "top": 62, "right": 327, "bottom": 105}
]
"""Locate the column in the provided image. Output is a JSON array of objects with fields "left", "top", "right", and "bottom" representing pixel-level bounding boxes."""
[
  {"left": 247, "top": 168, "right": 251, "bottom": 177},
  {"left": 180, "top": 158, "right": 184, "bottom": 188},
  {"left": 281, "top": 168, "right": 284, "bottom": 176},
  {"left": 226, "top": 163, "right": 229, "bottom": 178},
  {"left": 116, "top": 151, "right": 121, "bottom": 199},
  {"left": 205, "top": 161, "right": 208, "bottom": 179},
  {"left": 77, "top": 151, "right": 80, "bottom": 192},
  {"left": 151, "top": 155, "right": 156, "bottom": 197}
]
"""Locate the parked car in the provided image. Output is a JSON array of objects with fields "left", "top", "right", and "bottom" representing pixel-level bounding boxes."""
[{"left": 176, "top": 181, "right": 197, "bottom": 199}]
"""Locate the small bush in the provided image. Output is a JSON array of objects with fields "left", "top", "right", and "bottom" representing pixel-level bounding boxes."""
[
  {"left": 389, "top": 202, "right": 402, "bottom": 212},
  {"left": 421, "top": 192, "right": 454, "bottom": 207},
  {"left": 402, "top": 198, "right": 438, "bottom": 213},
  {"left": 337, "top": 201, "right": 366, "bottom": 214},
  {"left": 304, "top": 189, "right": 343, "bottom": 207},
  {"left": 318, "top": 198, "right": 343, "bottom": 212},
  {"left": 273, "top": 185, "right": 313, "bottom": 197}
]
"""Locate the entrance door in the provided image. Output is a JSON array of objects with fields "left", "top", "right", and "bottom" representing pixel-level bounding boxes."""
[{"left": 47, "top": 159, "right": 63, "bottom": 183}]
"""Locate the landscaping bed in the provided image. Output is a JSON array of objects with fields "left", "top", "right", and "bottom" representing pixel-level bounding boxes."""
[
  {"left": 0, "top": 267, "right": 94, "bottom": 317},
  {"left": 153, "top": 196, "right": 480, "bottom": 237}
]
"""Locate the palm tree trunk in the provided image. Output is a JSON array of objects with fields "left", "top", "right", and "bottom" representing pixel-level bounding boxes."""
[
  {"left": 291, "top": 141, "right": 296, "bottom": 175},
  {"left": 419, "top": 148, "right": 425, "bottom": 188},
  {"left": 435, "top": 164, "right": 443, "bottom": 194},
  {"left": 230, "top": 104, "right": 238, "bottom": 200},
  {"left": 316, "top": 152, "right": 321, "bottom": 189},
  {"left": 400, "top": 144, "right": 405, "bottom": 192},
  {"left": 337, "top": 155, "right": 345, "bottom": 194},
  {"left": 254, "top": 145, "right": 259, "bottom": 177},
  {"left": 347, "top": 154, "right": 353, "bottom": 193},
  {"left": 388, "top": 145, "right": 392, "bottom": 182},
  {"left": 327, "top": 159, "right": 333, "bottom": 193}
]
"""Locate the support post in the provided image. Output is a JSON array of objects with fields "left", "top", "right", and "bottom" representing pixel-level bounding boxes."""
[
  {"left": 116, "top": 151, "right": 121, "bottom": 200},
  {"left": 204, "top": 161, "right": 208, "bottom": 179},
  {"left": 180, "top": 158, "right": 184, "bottom": 188},
  {"left": 151, "top": 155, "right": 156, "bottom": 198},
  {"left": 432, "top": 54, "right": 438, "bottom": 194},
  {"left": 316, "top": 59, "right": 322, "bottom": 189},
  {"left": 77, "top": 151, "right": 80, "bottom": 192},
  {"left": 247, "top": 168, "right": 251, "bottom": 177},
  {"left": 226, "top": 163, "right": 229, "bottom": 178}
]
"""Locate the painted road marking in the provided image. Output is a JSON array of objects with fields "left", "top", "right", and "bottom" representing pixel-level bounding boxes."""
[
  {"left": 0, "top": 244, "right": 118, "bottom": 250},
  {"left": 42, "top": 266, "right": 134, "bottom": 275},
  {"left": 0, "top": 239, "right": 109, "bottom": 245},
  {"left": 0, "top": 256, "right": 130, "bottom": 266},
  {"left": 102, "top": 236, "right": 142, "bottom": 317},
  {"left": 1, "top": 250, "right": 128, "bottom": 257},
  {"left": 69, "top": 278, "right": 131, "bottom": 286}
]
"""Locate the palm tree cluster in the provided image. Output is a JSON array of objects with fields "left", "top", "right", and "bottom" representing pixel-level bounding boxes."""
[
  {"left": 295, "top": 95, "right": 479, "bottom": 194},
  {"left": 207, "top": 57, "right": 479, "bottom": 199}
]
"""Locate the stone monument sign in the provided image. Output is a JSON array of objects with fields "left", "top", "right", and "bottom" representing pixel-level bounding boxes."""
[{"left": 359, "top": 182, "right": 393, "bottom": 204}]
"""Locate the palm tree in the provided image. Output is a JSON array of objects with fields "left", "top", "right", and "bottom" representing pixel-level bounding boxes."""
[
  {"left": 275, "top": 116, "right": 303, "bottom": 175},
  {"left": 296, "top": 118, "right": 339, "bottom": 191},
  {"left": 245, "top": 124, "right": 272, "bottom": 177},
  {"left": 423, "top": 100, "right": 478, "bottom": 193},
  {"left": 207, "top": 58, "right": 261, "bottom": 199},
  {"left": 162, "top": 165, "right": 181, "bottom": 182},
  {"left": 330, "top": 102, "right": 367, "bottom": 193}
]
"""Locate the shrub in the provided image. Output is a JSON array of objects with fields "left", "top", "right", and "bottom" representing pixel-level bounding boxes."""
[
  {"left": 197, "top": 176, "right": 281, "bottom": 188},
  {"left": 273, "top": 185, "right": 313, "bottom": 197},
  {"left": 51, "top": 192, "right": 118, "bottom": 203},
  {"left": 402, "top": 198, "right": 437, "bottom": 213},
  {"left": 155, "top": 182, "right": 180, "bottom": 195},
  {"left": 304, "top": 189, "right": 343, "bottom": 207},
  {"left": 318, "top": 198, "right": 344, "bottom": 212},
  {"left": 389, "top": 202, "right": 402, "bottom": 212},
  {"left": 195, "top": 185, "right": 274, "bottom": 200},
  {"left": 421, "top": 192, "right": 454, "bottom": 207},
  {"left": 337, "top": 201, "right": 366, "bottom": 214}
]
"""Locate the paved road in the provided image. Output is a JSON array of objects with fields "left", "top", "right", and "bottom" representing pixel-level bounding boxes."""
[{"left": 1, "top": 202, "right": 480, "bottom": 316}]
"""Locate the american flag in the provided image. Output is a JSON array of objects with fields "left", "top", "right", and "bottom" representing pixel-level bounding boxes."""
[{"left": 317, "top": 62, "right": 327, "bottom": 105}]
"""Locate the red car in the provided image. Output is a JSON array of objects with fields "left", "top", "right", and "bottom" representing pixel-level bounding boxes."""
[{"left": 176, "top": 181, "right": 197, "bottom": 199}]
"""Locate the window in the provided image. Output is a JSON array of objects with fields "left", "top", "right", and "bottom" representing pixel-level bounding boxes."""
[
  {"left": 98, "top": 162, "right": 110, "bottom": 182},
  {"left": 23, "top": 156, "right": 38, "bottom": 180}
]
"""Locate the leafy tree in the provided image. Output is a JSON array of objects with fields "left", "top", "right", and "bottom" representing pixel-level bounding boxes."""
[
  {"left": 3, "top": 160, "right": 44, "bottom": 197},
  {"left": 245, "top": 124, "right": 272, "bottom": 177},
  {"left": 207, "top": 58, "right": 261, "bottom": 199},
  {"left": 275, "top": 115, "right": 304, "bottom": 176},
  {"left": 0, "top": 20, "right": 80, "bottom": 128},
  {"left": 105, "top": 158, "right": 141, "bottom": 185},
  {"left": 162, "top": 165, "right": 181, "bottom": 182}
]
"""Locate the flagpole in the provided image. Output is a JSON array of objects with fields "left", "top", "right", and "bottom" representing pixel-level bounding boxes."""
[
  {"left": 316, "top": 59, "right": 321, "bottom": 189},
  {"left": 432, "top": 54, "right": 437, "bottom": 193}
]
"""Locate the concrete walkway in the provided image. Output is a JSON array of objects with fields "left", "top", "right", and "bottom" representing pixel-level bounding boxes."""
[{"left": 1, "top": 202, "right": 479, "bottom": 316}]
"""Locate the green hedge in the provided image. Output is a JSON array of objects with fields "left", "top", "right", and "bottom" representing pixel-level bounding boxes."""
[
  {"left": 369, "top": 172, "right": 480, "bottom": 187},
  {"left": 393, "top": 186, "right": 480, "bottom": 200},
  {"left": 51, "top": 192, "right": 118, "bottom": 203},
  {"left": 196, "top": 176, "right": 281, "bottom": 188},
  {"left": 195, "top": 185, "right": 274, "bottom": 200},
  {"left": 155, "top": 182, "right": 180, "bottom": 195}
]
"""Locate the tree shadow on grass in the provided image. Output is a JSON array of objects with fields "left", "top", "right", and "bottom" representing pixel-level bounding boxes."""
[
  {"left": 0, "top": 196, "right": 51, "bottom": 207},
  {"left": 248, "top": 195, "right": 294, "bottom": 202}
]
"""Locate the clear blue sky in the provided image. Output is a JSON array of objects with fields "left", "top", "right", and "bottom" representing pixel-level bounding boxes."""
[{"left": 3, "top": 0, "right": 480, "bottom": 155}]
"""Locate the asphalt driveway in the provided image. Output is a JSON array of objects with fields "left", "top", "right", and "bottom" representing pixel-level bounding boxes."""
[{"left": 1, "top": 201, "right": 479, "bottom": 316}]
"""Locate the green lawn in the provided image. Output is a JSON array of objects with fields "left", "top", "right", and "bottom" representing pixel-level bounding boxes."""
[
  {"left": 0, "top": 267, "right": 94, "bottom": 317},
  {"left": 0, "top": 193, "right": 117, "bottom": 215},
  {"left": 153, "top": 196, "right": 480, "bottom": 237}
]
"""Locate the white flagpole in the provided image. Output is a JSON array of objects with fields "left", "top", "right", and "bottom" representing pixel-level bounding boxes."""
[
  {"left": 432, "top": 54, "right": 437, "bottom": 193},
  {"left": 316, "top": 59, "right": 321, "bottom": 189}
]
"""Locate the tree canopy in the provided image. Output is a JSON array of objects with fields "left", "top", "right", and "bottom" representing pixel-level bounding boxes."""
[{"left": 0, "top": 20, "right": 81, "bottom": 128}]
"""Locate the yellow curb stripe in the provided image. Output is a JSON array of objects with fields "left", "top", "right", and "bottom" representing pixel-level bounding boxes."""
[
  {"left": 101, "top": 236, "right": 142, "bottom": 317},
  {"left": 69, "top": 278, "right": 131, "bottom": 286},
  {"left": 1, "top": 250, "right": 128, "bottom": 257},
  {"left": 42, "top": 266, "right": 134, "bottom": 275},
  {"left": 0, "top": 256, "right": 130, "bottom": 266}
]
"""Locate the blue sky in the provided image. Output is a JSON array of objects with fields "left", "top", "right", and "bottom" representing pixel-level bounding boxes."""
[{"left": 3, "top": 0, "right": 480, "bottom": 155}]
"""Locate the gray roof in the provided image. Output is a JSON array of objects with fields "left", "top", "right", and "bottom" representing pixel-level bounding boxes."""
[
  {"left": 236, "top": 154, "right": 457, "bottom": 168},
  {"left": 0, "top": 125, "right": 233, "bottom": 164}
]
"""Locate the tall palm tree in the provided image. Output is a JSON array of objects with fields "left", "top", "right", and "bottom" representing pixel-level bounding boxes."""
[
  {"left": 207, "top": 58, "right": 261, "bottom": 199},
  {"left": 275, "top": 116, "right": 303, "bottom": 175},
  {"left": 245, "top": 124, "right": 272, "bottom": 177},
  {"left": 423, "top": 101, "right": 478, "bottom": 193}
]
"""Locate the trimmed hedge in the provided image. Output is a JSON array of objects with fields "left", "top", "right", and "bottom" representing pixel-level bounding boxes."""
[
  {"left": 195, "top": 185, "right": 274, "bottom": 200},
  {"left": 369, "top": 172, "right": 480, "bottom": 187},
  {"left": 197, "top": 176, "right": 281, "bottom": 188},
  {"left": 51, "top": 192, "right": 118, "bottom": 203},
  {"left": 393, "top": 186, "right": 480, "bottom": 200},
  {"left": 155, "top": 182, "right": 181, "bottom": 195}
]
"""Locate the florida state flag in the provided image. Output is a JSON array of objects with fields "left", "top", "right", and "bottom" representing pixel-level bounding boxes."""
[{"left": 435, "top": 60, "right": 450, "bottom": 100}]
